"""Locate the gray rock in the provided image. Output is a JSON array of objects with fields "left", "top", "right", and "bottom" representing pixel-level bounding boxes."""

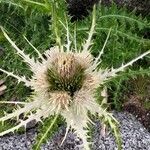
[{"left": 0, "top": 112, "right": 150, "bottom": 150}]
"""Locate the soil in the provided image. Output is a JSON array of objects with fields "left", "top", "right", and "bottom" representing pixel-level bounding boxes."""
[
  {"left": 122, "top": 76, "right": 150, "bottom": 132},
  {"left": 123, "top": 95, "right": 150, "bottom": 132}
]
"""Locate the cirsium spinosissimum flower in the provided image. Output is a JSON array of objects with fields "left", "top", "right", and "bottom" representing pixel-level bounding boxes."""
[{"left": 0, "top": 8, "right": 150, "bottom": 150}]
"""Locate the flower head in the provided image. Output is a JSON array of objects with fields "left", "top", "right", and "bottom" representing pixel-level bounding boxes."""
[{"left": 0, "top": 7, "right": 150, "bottom": 150}]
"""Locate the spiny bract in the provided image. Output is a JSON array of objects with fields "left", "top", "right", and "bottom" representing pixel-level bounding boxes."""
[{"left": 0, "top": 7, "right": 150, "bottom": 150}]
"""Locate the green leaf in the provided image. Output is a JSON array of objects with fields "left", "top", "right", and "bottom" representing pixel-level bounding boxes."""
[{"left": 32, "top": 114, "right": 64, "bottom": 150}]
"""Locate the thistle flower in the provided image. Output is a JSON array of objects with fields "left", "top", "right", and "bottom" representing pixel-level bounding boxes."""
[{"left": 0, "top": 7, "right": 150, "bottom": 150}]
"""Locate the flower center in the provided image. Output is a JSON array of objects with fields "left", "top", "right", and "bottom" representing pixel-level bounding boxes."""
[{"left": 46, "top": 53, "right": 85, "bottom": 97}]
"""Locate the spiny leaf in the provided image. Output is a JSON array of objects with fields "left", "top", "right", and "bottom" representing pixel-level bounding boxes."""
[{"left": 32, "top": 114, "right": 64, "bottom": 150}]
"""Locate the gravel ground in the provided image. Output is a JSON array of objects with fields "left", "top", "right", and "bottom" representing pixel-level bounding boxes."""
[{"left": 0, "top": 112, "right": 150, "bottom": 150}]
